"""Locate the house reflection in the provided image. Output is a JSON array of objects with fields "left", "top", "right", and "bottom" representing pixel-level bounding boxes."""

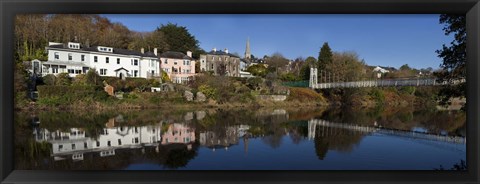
[
  {"left": 33, "top": 115, "right": 163, "bottom": 161},
  {"left": 161, "top": 123, "right": 196, "bottom": 150},
  {"left": 199, "top": 125, "right": 250, "bottom": 151}
]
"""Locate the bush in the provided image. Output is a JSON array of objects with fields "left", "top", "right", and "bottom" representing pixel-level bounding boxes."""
[
  {"left": 42, "top": 74, "right": 56, "bottom": 86},
  {"left": 369, "top": 89, "right": 385, "bottom": 104},
  {"left": 400, "top": 86, "right": 416, "bottom": 95},
  {"left": 288, "top": 87, "right": 325, "bottom": 102},
  {"left": 37, "top": 85, "right": 110, "bottom": 105},
  {"left": 198, "top": 84, "right": 217, "bottom": 99}
]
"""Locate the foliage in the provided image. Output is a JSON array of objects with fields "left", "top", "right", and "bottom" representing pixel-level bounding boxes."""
[
  {"left": 319, "top": 51, "right": 367, "bottom": 83},
  {"left": 42, "top": 74, "right": 56, "bottom": 86},
  {"left": 246, "top": 77, "right": 263, "bottom": 91},
  {"left": 279, "top": 72, "right": 300, "bottom": 81},
  {"left": 246, "top": 64, "right": 268, "bottom": 77},
  {"left": 56, "top": 73, "right": 71, "bottom": 85},
  {"left": 37, "top": 85, "right": 110, "bottom": 106},
  {"left": 288, "top": 87, "right": 325, "bottom": 102},
  {"left": 399, "top": 86, "right": 416, "bottom": 95},
  {"left": 198, "top": 85, "right": 217, "bottom": 99},
  {"left": 369, "top": 89, "right": 385, "bottom": 104},
  {"left": 299, "top": 56, "right": 317, "bottom": 80},
  {"left": 155, "top": 23, "right": 201, "bottom": 58},
  {"left": 86, "top": 69, "right": 102, "bottom": 86},
  {"left": 435, "top": 14, "right": 466, "bottom": 110},
  {"left": 265, "top": 53, "right": 289, "bottom": 73},
  {"left": 318, "top": 42, "right": 333, "bottom": 71}
]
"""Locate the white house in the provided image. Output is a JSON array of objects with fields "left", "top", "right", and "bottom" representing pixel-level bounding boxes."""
[
  {"left": 31, "top": 42, "right": 160, "bottom": 79},
  {"left": 373, "top": 66, "right": 390, "bottom": 74}
]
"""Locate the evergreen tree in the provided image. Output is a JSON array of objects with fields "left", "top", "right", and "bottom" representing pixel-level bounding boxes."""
[
  {"left": 318, "top": 42, "right": 333, "bottom": 71},
  {"left": 435, "top": 14, "right": 466, "bottom": 110},
  {"left": 155, "top": 23, "right": 201, "bottom": 58}
]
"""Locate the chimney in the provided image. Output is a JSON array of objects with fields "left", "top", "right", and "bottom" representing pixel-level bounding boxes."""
[
  {"left": 224, "top": 48, "right": 229, "bottom": 54},
  {"left": 187, "top": 51, "right": 192, "bottom": 58},
  {"left": 141, "top": 48, "right": 145, "bottom": 54},
  {"left": 213, "top": 48, "right": 217, "bottom": 52},
  {"left": 154, "top": 48, "right": 158, "bottom": 56}
]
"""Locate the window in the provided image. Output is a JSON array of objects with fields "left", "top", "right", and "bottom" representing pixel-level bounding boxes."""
[
  {"left": 68, "top": 69, "right": 74, "bottom": 74},
  {"left": 106, "top": 57, "right": 109, "bottom": 64},
  {"left": 174, "top": 62, "right": 177, "bottom": 65},
  {"left": 134, "top": 70, "right": 138, "bottom": 77},
  {"left": 133, "top": 59, "right": 138, "bottom": 66},
  {"left": 94, "top": 56, "right": 98, "bottom": 62},
  {"left": 68, "top": 53, "right": 72, "bottom": 61},
  {"left": 134, "top": 127, "right": 139, "bottom": 133},
  {"left": 96, "top": 141, "right": 100, "bottom": 147},
  {"left": 54, "top": 52, "right": 59, "bottom": 60},
  {"left": 117, "top": 58, "right": 120, "bottom": 64},
  {"left": 100, "top": 69, "right": 107, "bottom": 75},
  {"left": 118, "top": 139, "right": 122, "bottom": 145},
  {"left": 58, "top": 145, "right": 63, "bottom": 150},
  {"left": 107, "top": 141, "right": 111, "bottom": 147},
  {"left": 164, "top": 59, "right": 168, "bottom": 64},
  {"left": 134, "top": 137, "right": 139, "bottom": 144},
  {"left": 81, "top": 55, "right": 85, "bottom": 61},
  {"left": 72, "top": 144, "right": 76, "bottom": 150},
  {"left": 84, "top": 142, "right": 88, "bottom": 148},
  {"left": 75, "top": 70, "right": 81, "bottom": 74}
]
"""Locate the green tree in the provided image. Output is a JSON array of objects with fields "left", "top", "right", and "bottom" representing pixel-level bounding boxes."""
[
  {"left": 246, "top": 64, "right": 268, "bottom": 77},
  {"left": 155, "top": 23, "right": 201, "bottom": 58},
  {"left": 435, "top": 14, "right": 466, "bottom": 109},
  {"left": 400, "top": 64, "right": 411, "bottom": 71},
  {"left": 318, "top": 42, "right": 333, "bottom": 71},
  {"left": 299, "top": 56, "right": 317, "bottom": 80}
]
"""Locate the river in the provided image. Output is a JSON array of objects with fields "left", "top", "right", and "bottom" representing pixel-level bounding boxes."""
[{"left": 14, "top": 107, "right": 466, "bottom": 170}]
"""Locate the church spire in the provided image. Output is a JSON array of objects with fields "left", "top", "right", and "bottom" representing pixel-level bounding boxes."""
[{"left": 245, "top": 37, "right": 251, "bottom": 60}]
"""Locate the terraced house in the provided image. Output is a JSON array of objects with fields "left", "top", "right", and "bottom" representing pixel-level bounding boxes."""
[
  {"left": 199, "top": 48, "right": 240, "bottom": 77},
  {"left": 31, "top": 42, "right": 160, "bottom": 79},
  {"left": 159, "top": 51, "right": 196, "bottom": 84}
]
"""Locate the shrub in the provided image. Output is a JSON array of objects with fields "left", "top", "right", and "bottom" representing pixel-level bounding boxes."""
[
  {"left": 288, "top": 87, "right": 325, "bottom": 102},
  {"left": 369, "top": 89, "right": 385, "bottom": 104},
  {"left": 42, "top": 74, "right": 56, "bottom": 86},
  {"left": 198, "top": 84, "right": 217, "bottom": 99},
  {"left": 37, "top": 85, "right": 110, "bottom": 105}
]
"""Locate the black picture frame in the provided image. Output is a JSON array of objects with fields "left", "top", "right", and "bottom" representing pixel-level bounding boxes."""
[{"left": 1, "top": 0, "right": 479, "bottom": 183}]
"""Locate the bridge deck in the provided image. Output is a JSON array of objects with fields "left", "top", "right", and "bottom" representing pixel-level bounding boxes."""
[{"left": 311, "top": 78, "right": 464, "bottom": 89}]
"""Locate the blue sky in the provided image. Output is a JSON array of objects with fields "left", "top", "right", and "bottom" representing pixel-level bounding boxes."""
[{"left": 103, "top": 14, "right": 452, "bottom": 69}]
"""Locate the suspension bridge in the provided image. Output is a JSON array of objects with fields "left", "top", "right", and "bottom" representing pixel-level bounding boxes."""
[{"left": 307, "top": 68, "right": 465, "bottom": 89}]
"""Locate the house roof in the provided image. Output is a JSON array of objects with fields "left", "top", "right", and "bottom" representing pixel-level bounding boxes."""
[
  {"left": 206, "top": 50, "right": 240, "bottom": 58},
  {"left": 48, "top": 44, "right": 158, "bottom": 58},
  {"left": 159, "top": 51, "right": 193, "bottom": 60}
]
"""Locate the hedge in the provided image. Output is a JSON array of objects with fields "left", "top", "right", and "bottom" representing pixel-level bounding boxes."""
[{"left": 37, "top": 85, "right": 110, "bottom": 105}]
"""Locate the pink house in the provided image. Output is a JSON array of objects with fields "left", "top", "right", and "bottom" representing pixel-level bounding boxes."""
[
  {"left": 161, "top": 123, "right": 196, "bottom": 145},
  {"left": 159, "top": 51, "right": 196, "bottom": 84}
]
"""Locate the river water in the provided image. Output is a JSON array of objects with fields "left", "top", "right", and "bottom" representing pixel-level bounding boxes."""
[{"left": 14, "top": 107, "right": 466, "bottom": 170}]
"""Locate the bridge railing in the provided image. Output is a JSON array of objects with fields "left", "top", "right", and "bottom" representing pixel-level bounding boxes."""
[{"left": 313, "top": 78, "right": 464, "bottom": 89}]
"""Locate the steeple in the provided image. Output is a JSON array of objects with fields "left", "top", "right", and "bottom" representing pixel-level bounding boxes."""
[{"left": 245, "top": 37, "right": 251, "bottom": 60}]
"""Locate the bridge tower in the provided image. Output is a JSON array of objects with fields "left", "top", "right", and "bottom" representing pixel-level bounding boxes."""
[{"left": 309, "top": 67, "right": 318, "bottom": 88}]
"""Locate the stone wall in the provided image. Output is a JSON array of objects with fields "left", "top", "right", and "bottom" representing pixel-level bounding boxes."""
[{"left": 256, "top": 95, "right": 287, "bottom": 102}]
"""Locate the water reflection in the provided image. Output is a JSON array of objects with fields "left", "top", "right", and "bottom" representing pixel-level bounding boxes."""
[{"left": 16, "top": 107, "right": 466, "bottom": 170}]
